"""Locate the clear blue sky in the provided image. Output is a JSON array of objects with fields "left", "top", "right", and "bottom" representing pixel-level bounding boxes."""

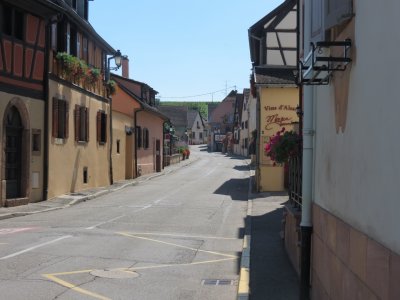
[{"left": 89, "top": 0, "right": 284, "bottom": 102}]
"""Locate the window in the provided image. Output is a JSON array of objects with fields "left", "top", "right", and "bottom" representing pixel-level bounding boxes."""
[
  {"left": 324, "top": 0, "right": 353, "bottom": 31},
  {"left": 310, "top": 0, "right": 353, "bottom": 42},
  {"left": 143, "top": 128, "right": 149, "bottom": 149},
  {"left": 96, "top": 111, "right": 107, "bottom": 144},
  {"left": 192, "top": 132, "right": 196, "bottom": 139},
  {"left": 1, "top": 4, "right": 24, "bottom": 40},
  {"left": 136, "top": 126, "right": 142, "bottom": 148},
  {"left": 83, "top": 167, "right": 88, "bottom": 184},
  {"left": 32, "top": 129, "right": 41, "bottom": 155},
  {"left": 70, "top": 27, "right": 77, "bottom": 56},
  {"left": 74, "top": 105, "right": 89, "bottom": 142},
  {"left": 245, "top": 121, "right": 248, "bottom": 129},
  {"left": 52, "top": 98, "right": 69, "bottom": 139},
  {"left": 116, "top": 140, "right": 120, "bottom": 154},
  {"left": 199, "top": 132, "right": 203, "bottom": 139}
]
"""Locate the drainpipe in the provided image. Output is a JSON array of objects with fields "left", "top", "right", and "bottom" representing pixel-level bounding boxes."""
[
  {"left": 255, "top": 80, "right": 261, "bottom": 192},
  {"left": 109, "top": 96, "right": 113, "bottom": 185},
  {"left": 300, "top": 1, "right": 314, "bottom": 299},
  {"left": 42, "top": 17, "right": 54, "bottom": 201},
  {"left": 134, "top": 107, "right": 144, "bottom": 177}
]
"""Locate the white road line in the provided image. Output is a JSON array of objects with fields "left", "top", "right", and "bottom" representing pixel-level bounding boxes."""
[
  {"left": 0, "top": 235, "right": 72, "bottom": 260},
  {"left": 86, "top": 205, "right": 153, "bottom": 230},
  {"left": 85, "top": 215, "right": 126, "bottom": 230}
]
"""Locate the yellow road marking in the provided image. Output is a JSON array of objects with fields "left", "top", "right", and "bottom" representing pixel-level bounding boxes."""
[
  {"left": 116, "top": 257, "right": 237, "bottom": 272},
  {"left": 117, "top": 232, "right": 238, "bottom": 258},
  {"left": 43, "top": 269, "right": 94, "bottom": 276},
  {"left": 43, "top": 274, "right": 111, "bottom": 300},
  {"left": 122, "top": 232, "right": 238, "bottom": 240},
  {"left": 238, "top": 267, "right": 249, "bottom": 294},
  {"left": 42, "top": 232, "right": 239, "bottom": 299}
]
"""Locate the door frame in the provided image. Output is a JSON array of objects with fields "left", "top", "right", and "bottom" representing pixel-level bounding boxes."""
[{"left": 2, "top": 98, "right": 30, "bottom": 206}]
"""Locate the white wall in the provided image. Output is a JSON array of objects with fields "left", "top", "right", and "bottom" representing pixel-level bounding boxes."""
[
  {"left": 190, "top": 113, "right": 205, "bottom": 144},
  {"left": 313, "top": 0, "right": 400, "bottom": 254}
]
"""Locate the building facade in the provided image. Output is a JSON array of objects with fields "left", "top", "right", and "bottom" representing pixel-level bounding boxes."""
[
  {"left": 46, "top": 0, "right": 115, "bottom": 199},
  {"left": 248, "top": 0, "right": 299, "bottom": 192},
  {"left": 112, "top": 73, "right": 168, "bottom": 178},
  {"left": 297, "top": 0, "right": 400, "bottom": 299},
  {"left": 0, "top": 0, "right": 60, "bottom": 206}
]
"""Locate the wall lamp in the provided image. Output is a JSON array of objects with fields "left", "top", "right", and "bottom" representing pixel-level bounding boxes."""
[
  {"left": 296, "top": 105, "right": 303, "bottom": 118},
  {"left": 105, "top": 49, "right": 123, "bottom": 82}
]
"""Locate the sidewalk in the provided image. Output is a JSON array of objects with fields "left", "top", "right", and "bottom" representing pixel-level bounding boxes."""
[
  {"left": 238, "top": 168, "right": 299, "bottom": 300},
  {"left": 0, "top": 156, "right": 196, "bottom": 221}
]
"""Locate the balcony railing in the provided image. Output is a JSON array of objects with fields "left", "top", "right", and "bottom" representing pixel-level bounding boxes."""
[
  {"left": 51, "top": 54, "right": 108, "bottom": 98},
  {"left": 298, "top": 39, "right": 352, "bottom": 85},
  {"left": 288, "top": 143, "right": 302, "bottom": 209}
]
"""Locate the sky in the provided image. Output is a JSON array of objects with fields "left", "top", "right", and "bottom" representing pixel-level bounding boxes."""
[{"left": 89, "top": 0, "right": 284, "bottom": 102}]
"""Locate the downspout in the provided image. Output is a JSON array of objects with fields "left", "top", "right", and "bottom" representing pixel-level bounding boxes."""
[
  {"left": 134, "top": 107, "right": 144, "bottom": 177},
  {"left": 300, "top": 0, "right": 314, "bottom": 299},
  {"left": 42, "top": 17, "right": 54, "bottom": 200},
  {"left": 255, "top": 79, "right": 261, "bottom": 192},
  {"left": 109, "top": 95, "right": 113, "bottom": 185}
]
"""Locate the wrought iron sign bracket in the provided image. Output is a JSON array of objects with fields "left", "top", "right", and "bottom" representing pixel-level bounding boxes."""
[{"left": 298, "top": 39, "right": 352, "bottom": 85}]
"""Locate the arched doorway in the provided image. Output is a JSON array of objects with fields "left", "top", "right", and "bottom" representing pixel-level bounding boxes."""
[{"left": 5, "top": 106, "right": 23, "bottom": 199}]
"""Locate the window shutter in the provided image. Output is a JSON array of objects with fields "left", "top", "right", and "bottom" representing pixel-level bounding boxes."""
[
  {"left": 85, "top": 108, "right": 89, "bottom": 142},
  {"left": 311, "top": 0, "right": 324, "bottom": 43},
  {"left": 74, "top": 105, "right": 80, "bottom": 141},
  {"left": 96, "top": 111, "right": 101, "bottom": 142},
  {"left": 52, "top": 98, "right": 59, "bottom": 138},
  {"left": 103, "top": 113, "right": 107, "bottom": 143},
  {"left": 325, "top": 0, "right": 353, "bottom": 30},
  {"left": 65, "top": 101, "right": 69, "bottom": 139},
  {"left": 136, "top": 126, "right": 142, "bottom": 148}
]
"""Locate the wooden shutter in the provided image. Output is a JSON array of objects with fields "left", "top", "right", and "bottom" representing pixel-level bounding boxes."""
[
  {"left": 136, "top": 126, "right": 142, "bottom": 148},
  {"left": 325, "top": 0, "right": 353, "bottom": 30},
  {"left": 65, "top": 101, "right": 69, "bottom": 139},
  {"left": 96, "top": 111, "right": 101, "bottom": 142},
  {"left": 52, "top": 98, "right": 58, "bottom": 138},
  {"left": 311, "top": 0, "right": 324, "bottom": 43},
  {"left": 103, "top": 113, "right": 107, "bottom": 143},
  {"left": 74, "top": 105, "right": 80, "bottom": 141},
  {"left": 85, "top": 107, "right": 89, "bottom": 142}
]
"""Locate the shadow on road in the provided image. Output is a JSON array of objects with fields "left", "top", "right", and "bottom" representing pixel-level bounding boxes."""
[
  {"left": 249, "top": 207, "right": 299, "bottom": 300},
  {"left": 213, "top": 178, "right": 249, "bottom": 201},
  {"left": 233, "top": 165, "right": 249, "bottom": 172}
]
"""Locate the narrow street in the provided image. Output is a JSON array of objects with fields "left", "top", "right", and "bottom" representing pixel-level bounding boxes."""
[{"left": 0, "top": 146, "right": 249, "bottom": 300}]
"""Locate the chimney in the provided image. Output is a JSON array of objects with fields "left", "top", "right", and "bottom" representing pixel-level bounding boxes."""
[{"left": 121, "top": 56, "right": 129, "bottom": 78}]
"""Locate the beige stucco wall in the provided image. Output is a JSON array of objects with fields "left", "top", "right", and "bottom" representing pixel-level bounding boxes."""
[
  {"left": 257, "top": 86, "right": 298, "bottom": 192},
  {"left": 0, "top": 91, "right": 44, "bottom": 204},
  {"left": 112, "top": 111, "right": 134, "bottom": 182},
  {"left": 312, "top": 0, "right": 400, "bottom": 255},
  {"left": 47, "top": 79, "right": 110, "bottom": 199},
  {"left": 136, "top": 111, "right": 164, "bottom": 176}
]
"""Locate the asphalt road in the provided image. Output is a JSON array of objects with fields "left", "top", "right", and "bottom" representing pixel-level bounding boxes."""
[{"left": 0, "top": 145, "right": 250, "bottom": 300}]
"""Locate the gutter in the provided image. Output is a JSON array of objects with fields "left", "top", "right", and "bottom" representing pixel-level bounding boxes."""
[
  {"left": 42, "top": 17, "right": 53, "bottom": 201},
  {"left": 134, "top": 108, "right": 144, "bottom": 177},
  {"left": 300, "top": 1, "right": 314, "bottom": 299}
]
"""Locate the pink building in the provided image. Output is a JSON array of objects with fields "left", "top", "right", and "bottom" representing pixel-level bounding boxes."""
[{"left": 111, "top": 59, "right": 168, "bottom": 178}]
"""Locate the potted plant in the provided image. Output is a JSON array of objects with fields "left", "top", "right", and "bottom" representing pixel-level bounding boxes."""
[
  {"left": 265, "top": 127, "right": 301, "bottom": 165},
  {"left": 185, "top": 148, "right": 190, "bottom": 159},
  {"left": 106, "top": 80, "right": 117, "bottom": 95},
  {"left": 87, "top": 67, "right": 101, "bottom": 86},
  {"left": 56, "top": 52, "right": 77, "bottom": 79}
]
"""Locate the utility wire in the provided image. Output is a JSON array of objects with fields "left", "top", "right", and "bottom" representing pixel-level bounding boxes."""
[{"left": 158, "top": 86, "right": 238, "bottom": 99}]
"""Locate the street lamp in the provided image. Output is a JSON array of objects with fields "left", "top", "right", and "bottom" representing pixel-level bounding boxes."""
[
  {"left": 105, "top": 49, "right": 122, "bottom": 82},
  {"left": 106, "top": 49, "right": 123, "bottom": 186}
]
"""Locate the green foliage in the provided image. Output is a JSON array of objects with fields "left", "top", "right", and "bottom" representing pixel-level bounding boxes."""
[
  {"left": 159, "top": 101, "right": 219, "bottom": 120},
  {"left": 106, "top": 80, "right": 117, "bottom": 95}
]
